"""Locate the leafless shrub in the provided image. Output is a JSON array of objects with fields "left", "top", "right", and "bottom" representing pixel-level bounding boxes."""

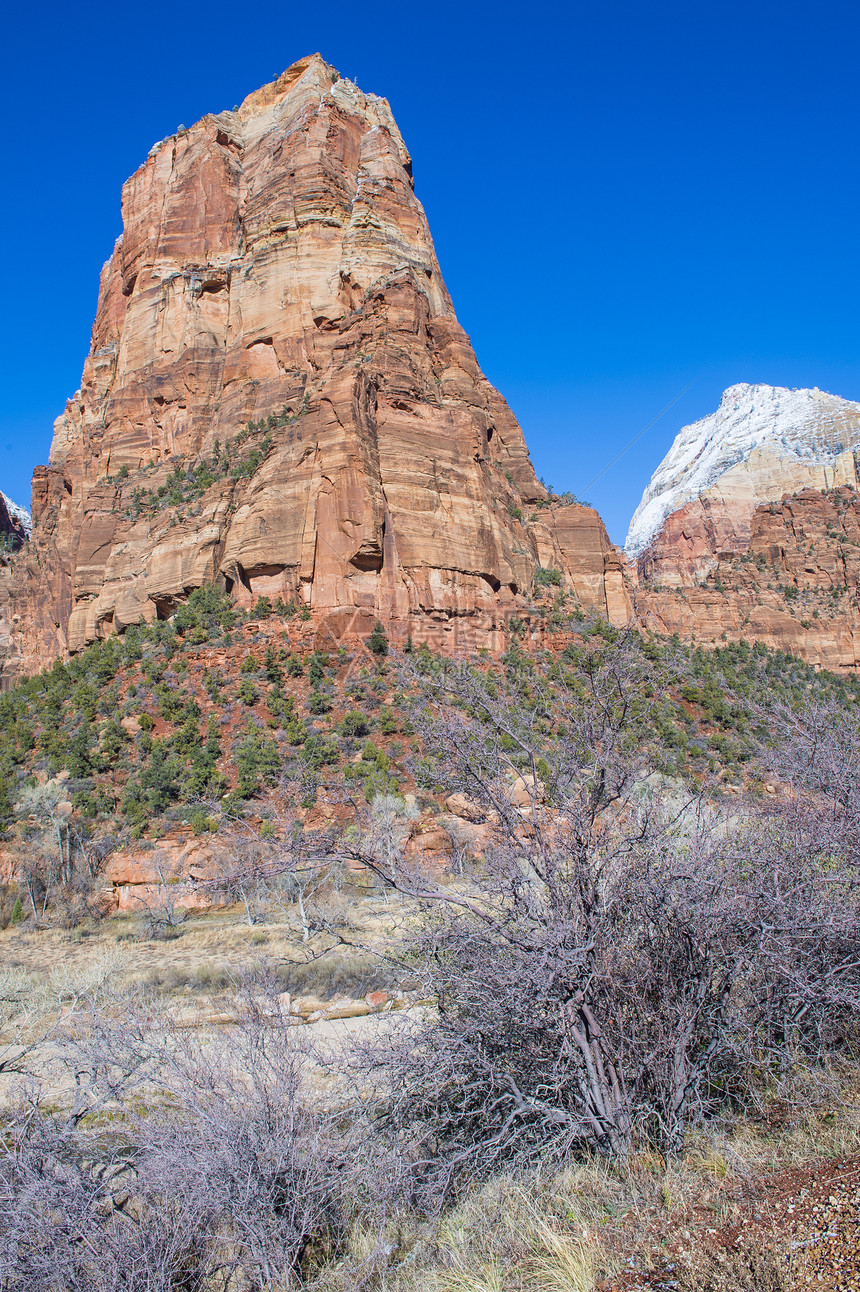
[
  {"left": 0, "top": 1103, "right": 221, "bottom": 1292},
  {"left": 130, "top": 855, "right": 189, "bottom": 937},
  {"left": 0, "top": 985, "right": 394, "bottom": 1290},
  {"left": 208, "top": 801, "right": 339, "bottom": 937},
  {"left": 761, "top": 693, "right": 860, "bottom": 825},
  {"left": 12, "top": 781, "right": 111, "bottom": 926},
  {"left": 304, "top": 886, "right": 356, "bottom": 931},
  {"left": 335, "top": 639, "right": 860, "bottom": 1199}
]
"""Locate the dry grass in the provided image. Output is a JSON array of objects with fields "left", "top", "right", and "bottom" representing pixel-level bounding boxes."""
[
  {"left": 0, "top": 889, "right": 413, "bottom": 1009},
  {"left": 2, "top": 905, "right": 858, "bottom": 1292},
  {"left": 436, "top": 1267, "right": 507, "bottom": 1292},
  {"left": 313, "top": 1128, "right": 828, "bottom": 1291},
  {"left": 339, "top": 1174, "right": 605, "bottom": 1292},
  {"left": 522, "top": 1219, "right": 595, "bottom": 1291},
  {"left": 369, "top": 1084, "right": 860, "bottom": 1292}
]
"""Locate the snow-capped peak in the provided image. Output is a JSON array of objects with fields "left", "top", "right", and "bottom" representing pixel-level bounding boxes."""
[
  {"left": 625, "top": 383, "right": 860, "bottom": 556},
  {"left": 1, "top": 491, "right": 31, "bottom": 538}
]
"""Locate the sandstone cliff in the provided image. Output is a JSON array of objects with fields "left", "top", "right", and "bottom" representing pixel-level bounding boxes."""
[
  {"left": 0, "top": 54, "right": 631, "bottom": 682},
  {"left": 628, "top": 384, "right": 860, "bottom": 585},
  {"left": 637, "top": 485, "right": 860, "bottom": 670},
  {"left": 629, "top": 385, "right": 860, "bottom": 669}
]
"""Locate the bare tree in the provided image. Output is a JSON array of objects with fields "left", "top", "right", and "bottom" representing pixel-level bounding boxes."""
[
  {"left": 130, "top": 854, "right": 190, "bottom": 936},
  {"left": 0, "top": 984, "right": 392, "bottom": 1291},
  {"left": 763, "top": 691, "right": 860, "bottom": 804},
  {"left": 13, "top": 781, "right": 108, "bottom": 925},
  {"left": 335, "top": 638, "right": 860, "bottom": 1199},
  {"left": 207, "top": 793, "right": 339, "bottom": 939}
]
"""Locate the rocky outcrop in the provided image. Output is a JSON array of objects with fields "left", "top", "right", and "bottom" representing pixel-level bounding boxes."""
[
  {"left": 636, "top": 483, "right": 860, "bottom": 671},
  {"left": 535, "top": 502, "right": 632, "bottom": 626},
  {"left": 626, "top": 385, "right": 860, "bottom": 668},
  {"left": 0, "top": 54, "right": 631, "bottom": 683},
  {"left": 628, "top": 384, "right": 860, "bottom": 586},
  {"left": 0, "top": 470, "right": 72, "bottom": 680}
]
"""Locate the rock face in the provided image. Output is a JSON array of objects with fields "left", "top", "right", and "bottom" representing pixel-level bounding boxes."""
[
  {"left": 535, "top": 502, "right": 632, "bottom": 626},
  {"left": 630, "top": 385, "right": 860, "bottom": 669},
  {"left": 628, "top": 384, "right": 860, "bottom": 586},
  {"left": 0, "top": 54, "right": 630, "bottom": 682},
  {"left": 0, "top": 494, "right": 31, "bottom": 552},
  {"left": 8, "top": 93, "right": 860, "bottom": 682},
  {"left": 638, "top": 486, "right": 860, "bottom": 670}
]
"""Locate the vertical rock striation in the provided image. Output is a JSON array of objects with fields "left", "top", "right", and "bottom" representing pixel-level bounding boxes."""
[{"left": 0, "top": 54, "right": 630, "bottom": 681}]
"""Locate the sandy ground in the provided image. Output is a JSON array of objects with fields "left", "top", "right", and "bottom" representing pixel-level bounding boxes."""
[
  {"left": 600, "top": 1155, "right": 860, "bottom": 1291},
  {"left": 0, "top": 898, "right": 421, "bottom": 1109}
]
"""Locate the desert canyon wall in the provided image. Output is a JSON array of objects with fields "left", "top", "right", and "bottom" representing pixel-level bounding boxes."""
[
  {"left": 0, "top": 54, "right": 631, "bottom": 683},
  {"left": 5, "top": 59, "right": 860, "bottom": 681}
]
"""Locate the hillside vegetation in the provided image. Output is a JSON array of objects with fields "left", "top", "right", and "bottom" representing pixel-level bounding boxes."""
[
  {"left": 1, "top": 593, "right": 860, "bottom": 1290},
  {"left": 0, "top": 583, "right": 857, "bottom": 867}
]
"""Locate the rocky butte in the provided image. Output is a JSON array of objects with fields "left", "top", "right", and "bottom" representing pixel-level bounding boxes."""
[
  {"left": 6, "top": 60, "right": 860, "bottom": 683},
  {"left": 0, "top": 54, "right": 629, "bottom": 684}
]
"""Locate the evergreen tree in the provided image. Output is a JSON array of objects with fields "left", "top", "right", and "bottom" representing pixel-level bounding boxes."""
[
  {"left": 235, "top": 722, "right": 282, "bottom": 797},
  {"left": 238, "top": 677, "right": 259, "bottom": 706},
  {"left": 368, "top": 621, "right": 389, "bottom": 656},
  {"left": 285, "top": 653, "right": 304, "bottom": 678},
  {"left": 264, "top": 645, "right": 284, "bottom": 687}
]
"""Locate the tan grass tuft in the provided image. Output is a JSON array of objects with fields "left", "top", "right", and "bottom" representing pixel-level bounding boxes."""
[
  {"left": 436, "top": 1264, "right": 507, "bottom": 1292},
  {"left": 523, "top": 1219, "right": 595, "bottom": 1291}
]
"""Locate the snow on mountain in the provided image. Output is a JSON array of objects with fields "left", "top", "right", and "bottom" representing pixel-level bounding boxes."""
[
  {"left": 0, "top": 491, "right": 31, "bottom": 538},
  {"left": 625, "top": 384, "right": 860, "bottom": 557}
]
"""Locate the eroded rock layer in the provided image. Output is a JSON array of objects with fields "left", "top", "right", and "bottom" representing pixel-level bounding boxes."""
[
  {"left": 0, "top": 54, "right": 631, "bottom": 682},
  {"left": 626, "top": 385, "right": 860, "bottom": 669},
  {"left": 637, "top": 486, "right": 860, "bottom": 671}
]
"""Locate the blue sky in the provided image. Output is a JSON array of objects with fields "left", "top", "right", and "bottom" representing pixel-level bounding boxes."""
[{"left": 2, "top": 0, "right": 858, "bottom": 543}]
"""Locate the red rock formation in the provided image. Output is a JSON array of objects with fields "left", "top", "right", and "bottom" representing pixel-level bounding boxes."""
[
  {"left": 637, "top": 486, "right": 860, "bottom": 671},
  {"left": 0, "top": 54, "right": 630, "bottom": 682},
  {"left": 536, "top": 503, "right": 631, "bottom": 626},
  {"left": 629, "top": 385, "right": 860, "bottom": 669}
]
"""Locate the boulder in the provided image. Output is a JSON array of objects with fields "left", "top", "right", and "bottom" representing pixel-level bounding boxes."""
[
  {"left": 444, "top": 792, "right": 486, "bottom": 822},
  {"left": 407, "top": 823, "right": 452, "bottom": 857},
  {"left": 505, "top": 774, "right": 544, "bottom": 808}
]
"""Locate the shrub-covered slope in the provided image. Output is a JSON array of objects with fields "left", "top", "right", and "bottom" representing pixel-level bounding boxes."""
[{"left": 0, "top": 584, "right": 857, "bottom": 855}]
